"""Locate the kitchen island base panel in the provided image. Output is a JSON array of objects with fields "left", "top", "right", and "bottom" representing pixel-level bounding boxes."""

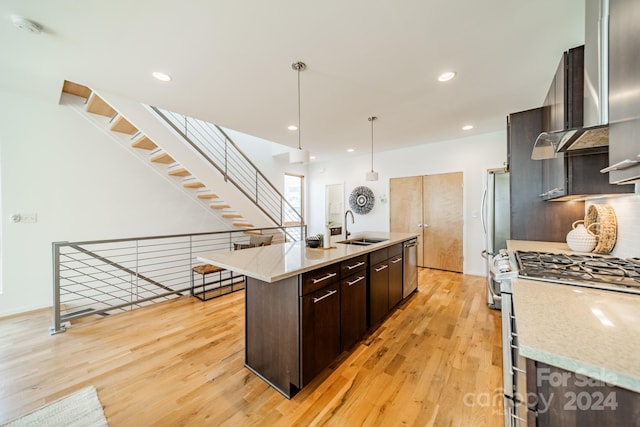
[{"left": 245, "top": 276, "right": 300, "bottom": 399}]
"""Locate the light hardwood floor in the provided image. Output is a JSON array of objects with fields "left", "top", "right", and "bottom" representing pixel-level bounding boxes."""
[{"left": 0, "top": 269, "right": 504, "bottom": 426}]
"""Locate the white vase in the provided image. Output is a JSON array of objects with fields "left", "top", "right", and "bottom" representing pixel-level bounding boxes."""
[{"left": 566, "top": 220, "right": 597, "bottom": 252}]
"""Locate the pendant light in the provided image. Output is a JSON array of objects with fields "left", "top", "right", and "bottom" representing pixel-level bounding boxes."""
[
  {"left": 366, "top": 116, "right": 379, "bottom": 181},
  {"left": 290, "top": 61, "right": 310, "bottom": 164}
]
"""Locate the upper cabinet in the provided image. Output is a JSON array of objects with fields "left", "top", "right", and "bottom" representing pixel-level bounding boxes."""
[
  {"left": 539, "top": 45, "right": 634, "bottom": 199},
  {"left": 606, "top": 0, "right": 640, "bottom": 184},
  {"left": 542, "top": 46, "right": 584, "bottom": 134}
]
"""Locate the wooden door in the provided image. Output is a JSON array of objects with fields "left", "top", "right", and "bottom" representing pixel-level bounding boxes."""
[
  {"left": 390, "top": 176, "right": 424, "bottom": 266},
  {"left": 422, "top": 172, "right": 463, "bottom": 272}
]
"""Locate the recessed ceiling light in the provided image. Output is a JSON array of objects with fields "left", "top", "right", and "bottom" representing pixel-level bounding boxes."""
[
  {"left": 11, "top": 15, "right": 42, "bottom": 34},
  {"left": 347, "top": 148, "right": 355, "bottom": 153},
  {"left": 288, "top": 125, "right": 298, "bottom": 131},
  {"left": 462, "top": 124, "right": 474, "bottom": 131},
  {"left": 152, "top": 71, "right": 171, "bottom": 82},
  {"left": 438, "top": 71, "right": 456, "bottom": 82},
  {"left": 310, "top": 155, "right": 316, "bottom": 160}
]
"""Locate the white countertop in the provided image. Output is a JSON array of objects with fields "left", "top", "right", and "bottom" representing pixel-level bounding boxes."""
[
  {"left": 508, "top": 240, "right": 640, "bottom": 393},
  {"left": 197, "top": 231, "right": 417, "bottom": 283}
]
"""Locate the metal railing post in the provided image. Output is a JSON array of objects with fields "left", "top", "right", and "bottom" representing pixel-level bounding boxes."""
[
  {"left": 49, "top": 242, "right": 66, "bottom": 335},
  {"left": 150, "top": 106, "right": 303, "bottom": 227},
  {"left": 224, "top": 137, "right": 229, "bottom": 181}
]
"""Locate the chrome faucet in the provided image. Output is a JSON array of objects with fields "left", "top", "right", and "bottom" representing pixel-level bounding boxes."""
[{"left": 344, "top": 210, "right": 355, "bottom": 239}]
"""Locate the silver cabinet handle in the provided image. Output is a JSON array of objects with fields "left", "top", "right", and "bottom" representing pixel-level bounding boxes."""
[
  {"left": 600, "top": 158, "right": 639, "bottom": 173},
  {"left": 423, "top": 224, "right": 430, "bottom": 228},
  {"left": 375, "top": 264, "right": 388, "bottom": 272},
  {"left": 511, "top": 413, "right": 527, "bottom": 422},
  {"left": 539, "top": 187, "right": 563, "bottom": 197},
  {"left": 347, "top": 276, "right": 365, "bottom": 286},
  {"left": 313, "top": 289, "right": 337, "bottom": 303},
  {"left": 346, "top": 261, "right": 365, "bottom": 270},
  {"left": 417, "top": 224, "right": 423, "bottom": 228},
  {"left": 312, "top": 272, "right": 337, "bottom": 284},
  {"left": 391, "top": 257, "right": 402, "bottom": 264}
]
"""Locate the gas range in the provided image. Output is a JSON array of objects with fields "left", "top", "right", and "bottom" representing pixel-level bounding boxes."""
[{"left": 515, "top": 250, "right": 640, "bottom": 295}]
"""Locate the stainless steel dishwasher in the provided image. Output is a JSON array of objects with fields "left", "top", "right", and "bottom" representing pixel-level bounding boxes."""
[{"left": 403, "top": 238, "right": 418, "bottom": 298}]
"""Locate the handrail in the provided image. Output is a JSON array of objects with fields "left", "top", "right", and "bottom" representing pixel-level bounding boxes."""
[
  {"left": 50, "top": 225, "right": 305, "bottom": 335},
  {"left": 149, "top": 106, "right": 303, "bottom": 231},
  {"left": 69, "top": 244, "right": 178, "bottom": 294}
]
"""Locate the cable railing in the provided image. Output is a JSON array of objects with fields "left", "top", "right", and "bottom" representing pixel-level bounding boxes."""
[
  {"left": 50, "top": 225, "right": 305, "bottom": 334},
  {"left": 149, "top": 106, "right": 303, "bottom": 232}
]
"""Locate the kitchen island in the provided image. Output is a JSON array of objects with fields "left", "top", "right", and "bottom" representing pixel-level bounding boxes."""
[
  {"left": 507, "top": 240, "right": 640, "bottom": 425},
  {"left": 198, "top": 231, "right": 418, "bottom": 398}
]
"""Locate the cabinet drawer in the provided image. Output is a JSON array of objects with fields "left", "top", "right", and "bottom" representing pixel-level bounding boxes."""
[
  {"left": 340, "top": 254, "right": 367, "bottom": 277},
  {"left": 388, "top": 243, "right": 402, "bottom": 258},
  {"left": 369, "top": 248, "right": 389, "bottom": 265},
  {"left": 301, "top": 264, "right": 339, "bottom": 296}
]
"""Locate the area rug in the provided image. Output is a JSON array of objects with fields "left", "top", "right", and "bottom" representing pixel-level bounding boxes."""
[{"left": 2, "top": 386, "right": 108, "bottom": 427}]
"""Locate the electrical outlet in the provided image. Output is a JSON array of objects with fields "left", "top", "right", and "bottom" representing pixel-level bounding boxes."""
[
  {"left": 11, "top": 213, "right": 37, "bottom": 223},
  {"left": 21, "top": 213, "right": 37, "bottom": 223}
]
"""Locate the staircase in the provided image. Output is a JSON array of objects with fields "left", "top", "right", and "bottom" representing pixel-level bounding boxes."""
[{"left": 61, "top": 80, "right": 265, "bottom": 231}]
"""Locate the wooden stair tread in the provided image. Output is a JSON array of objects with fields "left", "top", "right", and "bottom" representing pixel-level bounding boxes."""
[
  {"left": 150, "top": 152, "right": 175, "bottom": 164},
  {"left": 62, "top": 80, "right": 91, "bottom": 99},
  {"left": 110, "top": 115, "right": 138, "bottom": 135},
  {"left": 210, "top": 204, "right": 230, "bottom": 209},
  {"left": 168, "top": 168, "right": 190, "bottom": 177},
  {"left": 233, "top": 222, "right": 254, "bottom": 228},
  {"left": 222, "top": 214, "right": 243, "bottom": 219},
  {"left": 183, "top": 181, "right": 205, "bottom": 188},
  {"left": 243, "top": 230, "right": 263, "bottom": 235},
  {"left": 197, "top": 193, "right": 219, "bottom": 199},
  {"left": 131, "top": 135, "right": 158, "bottom": 150},
  {"left": 86, "top": 94, "right": 116, "bottom": 118}
]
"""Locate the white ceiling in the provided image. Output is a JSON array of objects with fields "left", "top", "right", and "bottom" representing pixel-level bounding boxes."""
[{"left": 1, "top": 0, "right": 585, "bottom": 161}]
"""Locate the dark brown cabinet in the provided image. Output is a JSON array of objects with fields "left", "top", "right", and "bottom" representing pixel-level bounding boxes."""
[
  {"left": 368, "top": 244, "right": 403, "bottom": 326},
  {"left": 340, "top": 255, "right": 367, "bottom": 351},
  {"left": 541, "top": 46, "right": 580, "bottom": 200},
  {"left": 369, "top": 258, "right": 389, "bottom": 327},
  {"left": 245, "top": 240, "right": 413, "bottom": 398},
  {"left": 538, "top": 44, "right": 634, "bottom": 199},
  {"left": 300, "top": 281, "right": 340, "bottom": 386},
  {"left": 542, "top": 46, "right": 584, "bottom": 134},
  {"left": 527, "top": 360, "right": 640, "bottom": 427},
  {"left": 388, "top": 248, "right": 403, "bottom": 309},
  {"left": 508, "top": 108, "right": 585, "bottom": 242}
]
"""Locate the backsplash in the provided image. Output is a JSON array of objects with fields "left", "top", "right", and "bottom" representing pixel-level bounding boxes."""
[{"left": 586, "top": 185, "right": 640, "bottom": 258}]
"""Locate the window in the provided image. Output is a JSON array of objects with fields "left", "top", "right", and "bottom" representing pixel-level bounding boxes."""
[{"left": 284, "top": 173, "right": 304, "bottom": 225}]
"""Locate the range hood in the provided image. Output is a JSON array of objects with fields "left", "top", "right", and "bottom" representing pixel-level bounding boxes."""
[
  {"left": 531, "top": 125, "right": 609, "bottom": 160},
  {"left": 532, "top": 0, "right": 609, "bottom": 160}
]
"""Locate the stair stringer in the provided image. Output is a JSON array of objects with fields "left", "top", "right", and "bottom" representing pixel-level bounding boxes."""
[
  {"left": 60, "top": 92, "right": 234, "bottom": 229},
  {"left": 94, "top": 89, "right": 274, "bottom": 230}
]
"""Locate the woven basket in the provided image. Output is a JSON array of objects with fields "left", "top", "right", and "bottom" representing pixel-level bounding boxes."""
[{"left": 584, "top": 204, "right": 617, "bottom": 254}]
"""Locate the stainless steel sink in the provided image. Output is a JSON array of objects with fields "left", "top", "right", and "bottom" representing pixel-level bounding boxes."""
[{"left": 337, "top": 237, "right": 388, "bottom": 246}]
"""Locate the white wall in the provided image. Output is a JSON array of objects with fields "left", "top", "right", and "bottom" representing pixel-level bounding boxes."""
[
  {"left": 307, "top": 130, "right": 508, "bottom": 277},
  {"left": 0, "top": 88, "right": 529, "bottom": 315},
  {"left": 586, "top": 188, "right": 640, "bottom": 258},
  {"left": 0, "top": 91, "right": 233, "bottom": 316}
]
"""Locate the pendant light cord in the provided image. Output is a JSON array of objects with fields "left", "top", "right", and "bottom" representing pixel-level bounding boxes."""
[
  {"left": 297, "top": 66, "right": 302, "bottom": 151},
  {"left": 369, "top": 116, "right": 377, "bottom": 171}
]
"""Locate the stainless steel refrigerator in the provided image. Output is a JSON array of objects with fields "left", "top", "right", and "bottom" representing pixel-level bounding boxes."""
[{"left": 481, "top": 167, "right": 510, "bottom": 309}]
